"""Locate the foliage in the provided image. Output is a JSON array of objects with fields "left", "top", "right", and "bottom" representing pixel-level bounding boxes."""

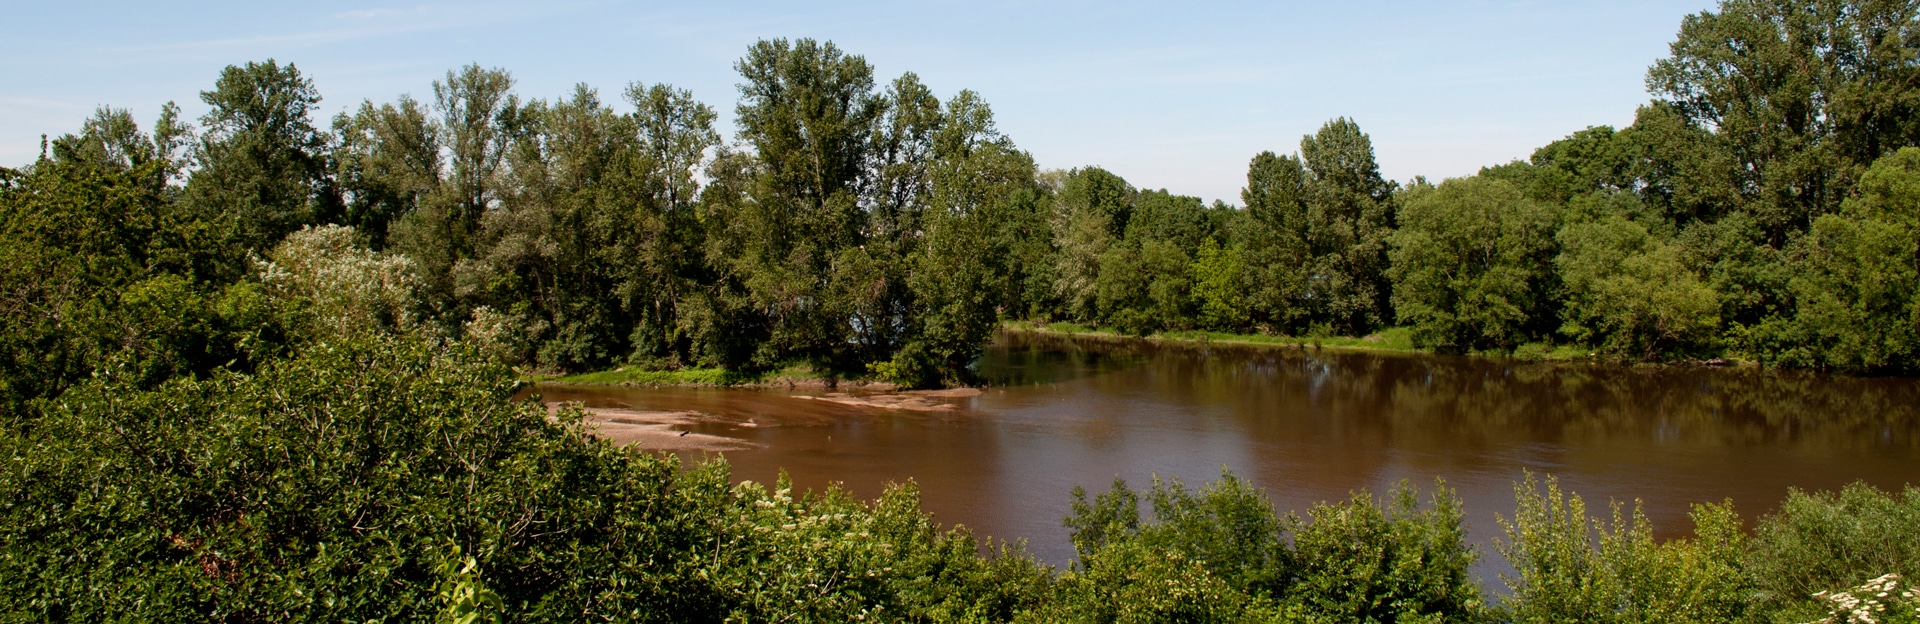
[
  {"left": 1288, "top": 482, "right": 1481, "bottom": 623},
  {"left": 1191, "top": 238, "right": 1250, "bottom": 331},
  {"left": 1388, "top": 177, "right": 1559, "bottom": 352},
  {"left": 1058, "top": 473, "right": 1482, "bottom": 624},
  {"left": 1496, "top": 472, "right": 1751, "bottom": 624},
  {"left": 1236, "top": 119, "right": 1396, "bottom": 336},
  {"left": 256, "top": 224, "right": 423, "bottom": 340},
  {"left": 1758, "top": 148, "right": 1920, "bottom": 373},
  {"left": 186, "top": 59, "right": 337, "bottom": 251},
  {"left": 0, "top": 335, "right": 1052, "bottom": 621},
  {"left": 1555, "top": 215, "right": 1720, "bottom": 360},
  {"left": 1745, "top": 482, "right": 1920, "bottom": 620}
]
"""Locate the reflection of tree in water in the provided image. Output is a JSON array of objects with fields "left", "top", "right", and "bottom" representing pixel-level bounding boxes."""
[
  {"left": 990, "top": 332, "right": 1920, "bottom": 503},
  {"left": 977, "top": 331, "right": 1155, "bottom": 386},
  {"left": 1023, "top": 332, "right": 1920, "bottom": 451}
]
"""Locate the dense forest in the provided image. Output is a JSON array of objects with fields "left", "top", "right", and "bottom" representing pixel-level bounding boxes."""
[{"left": 4, "top": 0, "right": 1920, "bottom": 621}]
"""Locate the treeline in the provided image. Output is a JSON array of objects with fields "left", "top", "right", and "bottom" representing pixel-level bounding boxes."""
[
  {"left": 6, "top": 333, "right": 1918, "bottom": 622},
  {"left": 1043, "top": 0, "right": 1920, "bottom": 372},
  {"left": 12, "top": 0, "right": 1920, "bottom": 393}
]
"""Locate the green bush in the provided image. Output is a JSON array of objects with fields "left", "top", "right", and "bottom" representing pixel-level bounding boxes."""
[
  {"left": 1496, "top": 473, "right": 1750, "bottom": 624},
  {"left": 1058, "top": 473, "right": 1480, "bottom": 624},
  {"left": 0, "top": 335, "right": 1048, "bottom": 621},
  {"left": 1746, "top": 482, "right": 1920, "bottom": 620},
  {"left": 1288, "top": 482, "right": 1481, "bottom": 623}
]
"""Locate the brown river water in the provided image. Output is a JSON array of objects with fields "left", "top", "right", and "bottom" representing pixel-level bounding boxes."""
[{"left": 534, "top": 331, "right": 1920, "bottom": 577}]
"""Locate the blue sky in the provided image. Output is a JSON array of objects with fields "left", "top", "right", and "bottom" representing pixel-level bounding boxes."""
[{"left": 2, "top": 1, "right": 1715, "bottom": 203}]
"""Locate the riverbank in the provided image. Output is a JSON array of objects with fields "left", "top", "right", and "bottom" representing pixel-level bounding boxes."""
[
  {"left": 1002, "top": 320, "right": 1663, "bottom": 364},
  {"left": 526, "top": 363, "right": 899, "bottom": 390}
]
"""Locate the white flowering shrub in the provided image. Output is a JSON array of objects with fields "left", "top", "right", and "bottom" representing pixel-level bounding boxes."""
[
  {"left": 256, "top": 225, "right": 423, "bottom": 338},
  {"left": 462, "top": 305, "right": 527, "bottom": 362},
  {"left": 1810, "top": 574, "right": 1920, "bottom": 624}
]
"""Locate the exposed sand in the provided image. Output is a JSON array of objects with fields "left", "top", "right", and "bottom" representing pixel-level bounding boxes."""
[
  {"left": 552, "top": 405, "right": 762, "bottom": 452},
  {"left": 788, "top": 387, "right": 982, "bottom": 412}
]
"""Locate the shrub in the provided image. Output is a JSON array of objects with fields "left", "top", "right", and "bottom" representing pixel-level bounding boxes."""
[
  {"left": 1746, "top": 482, "right": 1920, "bottom": 619},
  {"left": 1496, "top": 472, "right": 1750, "bottom": 624}
]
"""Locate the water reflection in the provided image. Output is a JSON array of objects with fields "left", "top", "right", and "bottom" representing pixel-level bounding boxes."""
[{"left": 536, "top": 331, "right": 1920, "bottom": 577}]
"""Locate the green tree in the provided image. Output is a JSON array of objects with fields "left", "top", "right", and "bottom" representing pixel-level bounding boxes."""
[
  {"left": 892, "top": 91, "right": 1037, "bottom": 386},
  {"left": 332, "top": 96, "right": 440, "bottom": 249},
  {"left": 1649, "top": 0, "right": 1920, "bottom": 245},
  {"left": 1556, "top": 216, "right": 1721, "bottom": 360},
  {"left": 185, "top": 60, "right": 336, "bottom": 251},
  {"left": 1388, "top": 176, "right": 1558, "bottom": 352},
  {"left": 725, "top": 37, "right": 888, "bottom": 371},
  {"left": 0, "top": 149, "right": 259, "bottom": 413},
  {"left": 388, "top": 64, "right": 520, "bottom": 303},
  {"left": 1051, "top": 167, "right": 1137, "bottom": 322},
  {"left": 1763, "top": 147, "right": 1920, "bottom": 372},
  {"left": 1190, "top": 238, "right": 1250, "bottom": 331},
  {"left": 1238, "top": 119, "right": 1396, "bottom": 336},
  {"left": 1298, "top": 118, "right": 1397, "bottom": 334},
  {"left": 1238, "top": 150, "right": 1313, "bottom": 332}
]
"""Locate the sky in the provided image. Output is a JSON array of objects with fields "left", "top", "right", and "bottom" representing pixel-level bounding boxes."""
[{"left": 1, "top": 0, "right": 1717, "bottom": 204}]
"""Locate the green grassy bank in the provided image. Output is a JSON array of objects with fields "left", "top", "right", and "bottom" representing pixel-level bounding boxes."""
[
  {"left": 525, "top": 363, "right": 838, "bottom": 387},
  {"left": 1003, "top": 320, "right": 1603, "bottom": 362}
]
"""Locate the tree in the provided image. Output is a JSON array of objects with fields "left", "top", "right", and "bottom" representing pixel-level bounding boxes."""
[
  {"left": 1051, "top": 167, "right": 1136, "bottom": 322},
  {"left": 619, "top": 82, "right": 722, "bottom": 365},
  {"left": 0, "top": 150, "right": 260, "bottom": 412},
  {"left": 1190, "top": 238, "right": 1249, "bottom": 331},
  {"left": 1388, "top": 176, "right": 1558, "bottom": 352},
  {"left": 1648, "top": 0, "right": 1920, "bottom": 245},
  {"left": 1237, "top": 150, "right": 1312, "bottom": 331},
  {"left": 1556, "top": 216, "right": 1720, "bottom": 360},
  {"left": 333, "top": 96, "right": 440, "bottom": 249},
  {"left": 1763, "top": 147, "right": 1920, "bottom": 372},
  {"left": 726, "top": 38, "right": 889, "bottom": 371},
  {"left": 185, "top": 60, "right": 335, "bottom": 251},
  {"left": 1298, "top": 118, "right": 1397, "bottom": 334},
  {"left": 382, "top": 64, "right": 519, "bottom": 303},
  {"left": 891, "top": 91, "right": 1036, "bottom": 386},
  {"left": 1237, "top": 118, "right": 1396, "bottom": 336}
]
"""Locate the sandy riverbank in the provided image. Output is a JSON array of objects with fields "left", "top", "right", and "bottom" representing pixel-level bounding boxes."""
[{"left": 549, "top": 387, "right": 984, "bottom": 451}]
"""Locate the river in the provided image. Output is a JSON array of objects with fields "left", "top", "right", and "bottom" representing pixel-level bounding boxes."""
[{"left": 533, "top": 330, "right": 1920, "bottom": 579}]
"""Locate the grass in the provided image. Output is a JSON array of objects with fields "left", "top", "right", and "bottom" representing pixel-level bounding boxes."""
[
  {"left": 1002, "top": 321, "right": 1646, "bottom": 364},
  {"left": 1005, "top": 320, "right": 1426, "bottom": 355},
  {"left": 535, "top": 323, "right": 1623, "bottom": 388},
  {"left": 528, "top": 364, "right": 829, "bottom": 387}
]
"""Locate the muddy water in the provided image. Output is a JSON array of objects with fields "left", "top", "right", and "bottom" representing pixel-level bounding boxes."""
[{"left": 534, "top": 331, "right": 1920, "bottom": 575}]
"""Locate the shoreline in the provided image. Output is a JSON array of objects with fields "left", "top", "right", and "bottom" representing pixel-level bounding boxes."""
[
  {"left": 547, "top": 387, "right": 984, "bottom": 452},
  {"left": 1002, "top": 321, "right": 1753, "bottom": 370},
  {"left": 526, "top": 322, "right": 1753, "bottom": 392}
]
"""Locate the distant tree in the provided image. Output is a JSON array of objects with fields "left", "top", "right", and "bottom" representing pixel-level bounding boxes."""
[
  {"left": 724, "top": 38, "right": 889, "bottom": 371},
  {"left": 1762, "top": 147, "right": 1920, "bottom": 372},
  {"left": 1238, "top": 150, "right": 1312, "bottom": 332},
  {"left": 385, "top": 64, "right": 519, "bottom": 301},
  {"left": 1189, "top": 238, "right": 1249, "bottom": 331},
  {"left": 1051, "top": 167, "right": 1136, "bottom": 322},
  {"left": 185, "top": 60, "right": 336, "bottom": 251},
  {"left": 1237, "top": 118, "right": 1395, "bottom": 336},
  {"left": 1556, "top": 216, "right": 1720, "bottom": 360},
  {"left": 893, "top": 91, "right": 1038, "bottom": 385},
  {"left": 1388, "top": 176, "right": 1558, "bottom": 352},
  {"left": 332, "top": 96, "right": 440, "bottom": 249},
  {"left": 1648, "top": 0, "right": 1920, "bottom": 245},
  {"left": 1298, "top": 118, "right": 1396, "bottom": 334}
]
